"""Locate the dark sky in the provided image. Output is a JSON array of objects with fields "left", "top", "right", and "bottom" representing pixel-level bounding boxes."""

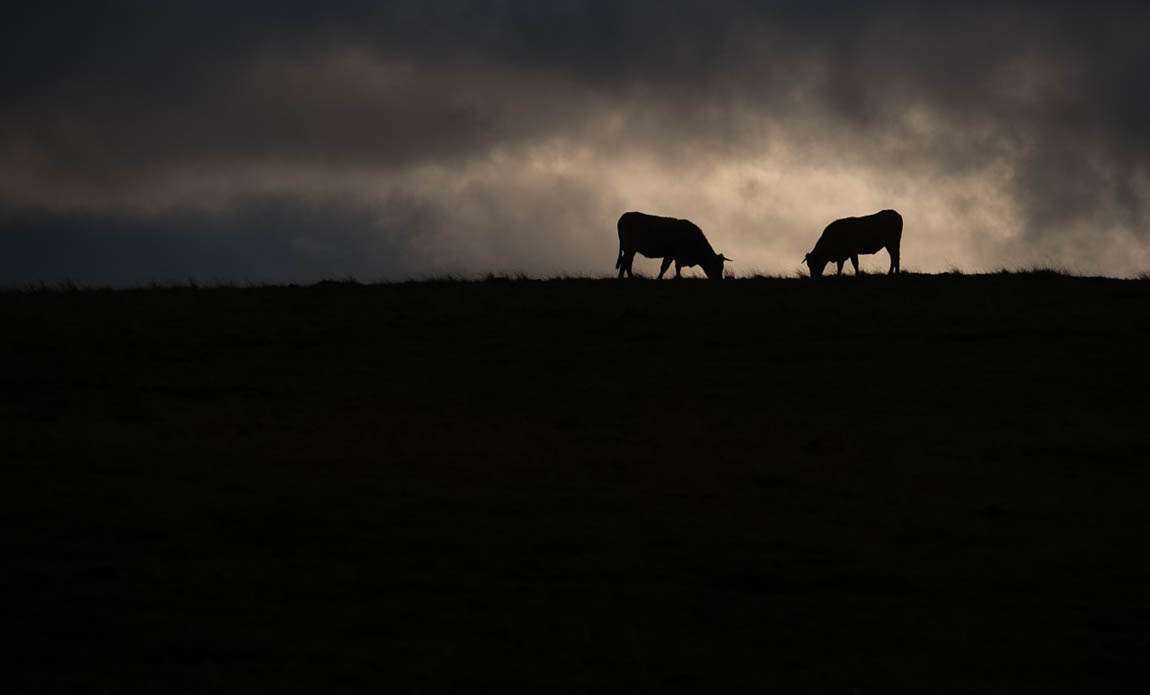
[{"left": 3, "top": 2, "right": 1149, "bottom": 284}]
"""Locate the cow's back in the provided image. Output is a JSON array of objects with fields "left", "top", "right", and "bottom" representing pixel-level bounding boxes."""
[
  {"left": 618, "top": 212, "right": 706, "bottom": 260},
  {"left": 816, "top": 210, "right": 902, "bottom": 258}
]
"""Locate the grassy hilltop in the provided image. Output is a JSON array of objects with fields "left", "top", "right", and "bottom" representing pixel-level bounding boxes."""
[{"left": 4, "top": 271, "right": 1150, "bottom": 692}]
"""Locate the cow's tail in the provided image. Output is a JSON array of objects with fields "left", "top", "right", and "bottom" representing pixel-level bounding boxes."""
[{"left": 615, "top": 217, "right": 625, "bottom": 269}]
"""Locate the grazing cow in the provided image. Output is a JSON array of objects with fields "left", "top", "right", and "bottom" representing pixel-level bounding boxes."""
[
  {"left": 615, "top": 211, "right": 732, "bottom": 280},
  {"left": 803, "top": 209, "right": 903, "bottom": 278}
]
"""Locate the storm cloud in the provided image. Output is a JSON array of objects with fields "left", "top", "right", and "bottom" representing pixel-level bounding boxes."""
[{"left": 3, "top": 1, "right": 1150, "bottom": 283}]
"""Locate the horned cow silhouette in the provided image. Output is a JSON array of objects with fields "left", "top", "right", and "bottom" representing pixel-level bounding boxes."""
[
  {"left": 804, "top": 210, "right": 903, "bottom": 278},
  {"left": 615, "top": 211, "right": 732, "bottom": 280}
]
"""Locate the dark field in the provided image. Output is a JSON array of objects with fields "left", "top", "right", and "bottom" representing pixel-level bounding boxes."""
[{"left": 4, "top": 272, "right": 1150, "bottom": 692}]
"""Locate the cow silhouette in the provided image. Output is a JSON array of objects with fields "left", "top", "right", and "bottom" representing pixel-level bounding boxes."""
[
  {"left": 615, "top": 211, "right": 732, "bottom": 280},
  {"left": 804, "top": 209, "right": 902, "bottom": 278}
]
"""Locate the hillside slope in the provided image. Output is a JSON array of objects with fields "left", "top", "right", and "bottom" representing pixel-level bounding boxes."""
[{"left": 4, "top": 273, "right": 1149, "bottom": 692}]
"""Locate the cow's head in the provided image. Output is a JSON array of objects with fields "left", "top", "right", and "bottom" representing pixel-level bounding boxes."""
[
  {"left": 803, "top": 252, "right": 828, "bottom": 279},
  {"left": 704, "top": 253, "right": 733, "bottom": 280}
]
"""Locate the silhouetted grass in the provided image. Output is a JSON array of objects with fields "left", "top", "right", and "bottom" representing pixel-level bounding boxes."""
[{"left": 3, "top": 271, "right": 1149, "bottom": 692}]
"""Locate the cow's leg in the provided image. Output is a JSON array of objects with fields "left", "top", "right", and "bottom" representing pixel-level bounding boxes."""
[
  {"left": 657, "top": 256, "right": 673, "bottom": 279},
  {"left": 888, "top": 247, "right": 900, "bottom": 274},
  {"left": 618, "top": 251, "right": 635, "bottom": 279},
  {"left": 836, "top": 260, "right": 844, "bottom": 276},
  {"left": 850, "top": 255, "right": 860, "bottom": 275},
  {"left": 674, "top": 260, "right": 683, "bottom": 279}
]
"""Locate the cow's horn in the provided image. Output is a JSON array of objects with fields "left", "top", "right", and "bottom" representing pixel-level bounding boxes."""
[{"left": 721, "top": 254, "right": 734, "bottom": 262}]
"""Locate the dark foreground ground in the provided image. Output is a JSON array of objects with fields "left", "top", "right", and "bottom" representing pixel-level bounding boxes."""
[{"left": 4, "top": 272, "right": 1150, "bottom": 693}]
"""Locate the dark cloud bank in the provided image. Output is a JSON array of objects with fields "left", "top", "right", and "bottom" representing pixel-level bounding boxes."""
[{"left": 3, "top": 2, "right": 1149, "bottom": 284}]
